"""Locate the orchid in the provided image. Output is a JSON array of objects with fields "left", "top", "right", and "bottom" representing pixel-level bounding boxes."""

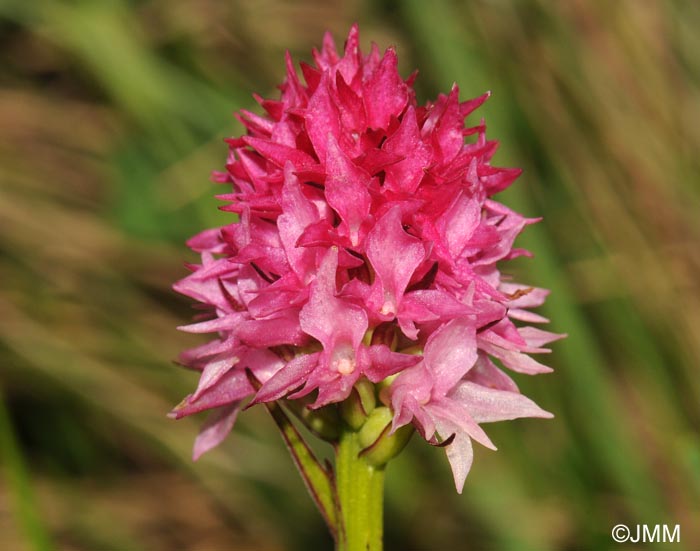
[{"left": 173, "top": 24, "right": 562, "bottom": 550}]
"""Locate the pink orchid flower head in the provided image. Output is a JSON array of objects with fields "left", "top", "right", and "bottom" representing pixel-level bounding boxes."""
[{"left": 173, "top": 24, "right": 563, "bottom": 491}]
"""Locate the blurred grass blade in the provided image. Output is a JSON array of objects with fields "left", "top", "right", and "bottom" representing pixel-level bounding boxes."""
[{"left": 0, "top": 386, "right": 53, "bottom": 551}]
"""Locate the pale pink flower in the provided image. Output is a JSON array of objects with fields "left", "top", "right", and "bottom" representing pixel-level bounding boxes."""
[{"left": 173, "top": 24, "right": 562, "bottom": 486}]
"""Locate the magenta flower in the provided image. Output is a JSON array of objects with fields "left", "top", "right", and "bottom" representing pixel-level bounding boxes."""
[{"left": 173, "top": 24, "right": 562, "bottom": 498}]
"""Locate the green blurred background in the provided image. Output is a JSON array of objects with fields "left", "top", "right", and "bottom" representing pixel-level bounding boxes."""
[{"left": 1, "top": 1, "right": 699, "bottom": 549}]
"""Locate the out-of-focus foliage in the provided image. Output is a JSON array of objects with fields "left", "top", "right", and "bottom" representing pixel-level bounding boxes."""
[{"left": 1, "top": 1, "right": 698, "bottom": 549}]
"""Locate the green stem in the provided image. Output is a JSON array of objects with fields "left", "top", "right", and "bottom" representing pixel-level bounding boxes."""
[{"left": 335, "top": 429, "right": 385, "bottom": 551}]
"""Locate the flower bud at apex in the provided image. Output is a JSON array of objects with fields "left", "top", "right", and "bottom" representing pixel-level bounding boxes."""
[
  {"left": 358, "top": 406, "right": 414, "bottom": 467},
  {"left": 340, "top": 379, "right": 376, "bottom": 430}
]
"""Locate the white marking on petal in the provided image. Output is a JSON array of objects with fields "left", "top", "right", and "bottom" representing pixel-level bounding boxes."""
[{"left": 332, "top": 344, "right": 356, "bottom": 375}]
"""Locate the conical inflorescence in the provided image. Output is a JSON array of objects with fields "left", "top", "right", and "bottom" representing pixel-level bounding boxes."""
[{"left": 173, "top": 25, "right": 562, "bottom": 492}]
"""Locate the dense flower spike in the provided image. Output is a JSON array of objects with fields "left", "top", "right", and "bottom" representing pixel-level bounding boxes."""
[{"left": 173, "top": 25, "right": 562, "bottom": 491}]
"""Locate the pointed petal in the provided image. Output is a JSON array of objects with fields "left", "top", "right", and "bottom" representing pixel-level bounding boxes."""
[
  {"left": 366, "top": 206, "right": 426, "bottom": 317},
  {"left": 434, "top": 418, "right": 474, "bottom": 494},
  {"left": 389, "top": 364, "right": 434, "bottom": 431},
  {"left": 243, "top": 136, "right": 315, "bottom": 168},
  {"left": 191, "top": 352, "right": 241, "bottom": 400},
  {"left": 365, "top": 345, "right": 421, "bottom": 382},
  {"left": 278, "top": 163, "right": 319, "bottom": 281},
  {"left": 398, "top": 290, "right": 473, "bottom": 331},
  {"left": 305, "top": 74, "right": 341, "bottom": 162},
  {"left": 451, "top": 381, "right": 553, "bottom": 424},
  {"left": 424, "top": 317, "right": 478, "bottom": 394},
  {"left": 177, "top": 314, "right": 243, "bottom": 334},
  {"left": 324, "top": 135, "right": 372, "bottom": 247},
  {"left": 478, "top": 340, "right": 554, "bottom": 375},
  {"left": 186, "top": 227, "right": 225, "bottom": 253},
  {"left": 426, "top": 400, "right": 495, "bottom": 451},
  {"left": 252, "top": 353, "right": 320, "bottom": 404},
  {"left": 518, "top": 326, "right": 567, "bottom": 349},
  {"left": 170, "top": 369, "right": 253, "bottom": 418},
  {"left": 336, "top": 23, "right": 362, "bottom": 84},
  {"left": 193, "top": 403, "right": 242, "bottom": 460},
  {"left": 508, "top": 308, "right": 550, "bottom": 324},
  {"left": 237, "top": 310, "right": 308, "bottom": 347},
  {"left": 438, "top": 192, "right": 482, "bottom": 259},
  {"left": 300, "top": 248, "right": 368, "bottom": 367},
  {"left": 363, "top": 48, "right": 408, "bottom": 129},
  {"left": 465, "top": 354, "right": 519, "bottom": 393},
  {"left": 382, "top": 105, "right": 431, "bottom": 193}
]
